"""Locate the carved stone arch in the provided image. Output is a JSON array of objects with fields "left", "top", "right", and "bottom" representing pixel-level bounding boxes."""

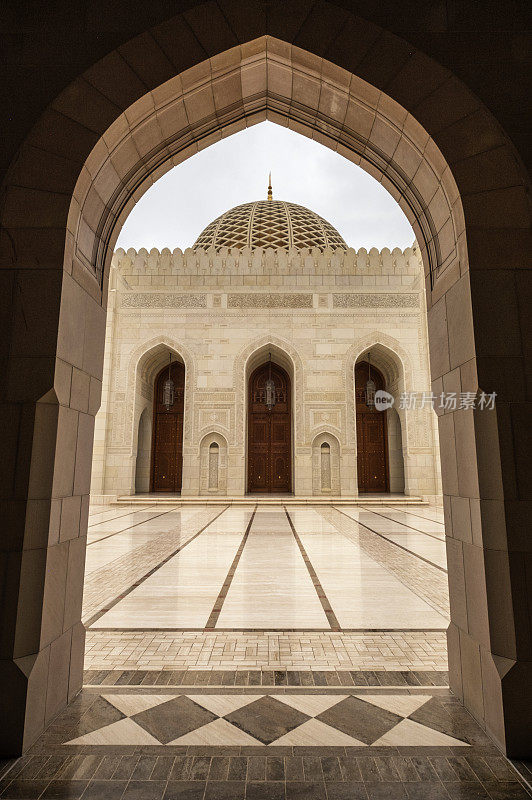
[
  {"left": 233, "top": 335, "right": 304, "bottom": 448},
  {"left": 197, "top": 423, "right": 230, "bottom": 442},
  {"left": 199, "top": 430, "right": 228, "bottom": 495},
  {"left": 127, "top": 335, "right": 196, "bottom": 448},
  {"left": 342, "top": 334, "right": 412, "bottom": 451},
  {"left": 343, "top": 333, "right": 414, "bottom": 392},
  {"left": 311, "top": 431, "right": 341, "bottom": 495},
  {"left": 0, "top": 9, "right": 529, "bottom": 755},
  {"left": 310, "top": 423, "right": 343, "bottom": 443}
]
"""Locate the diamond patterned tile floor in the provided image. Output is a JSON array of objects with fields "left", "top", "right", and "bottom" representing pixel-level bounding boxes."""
[
  {"left": 36, "top": 503, "right": 529, "bottom": 798},
  {"left": 2, "top": 688, "right": 530, "bottom": 799},
  {"left": 224, "top": 697, "right": 310, "bottom": 745},
  {"left": 61, "top": 692, "right": 470, "bottom": 749}
]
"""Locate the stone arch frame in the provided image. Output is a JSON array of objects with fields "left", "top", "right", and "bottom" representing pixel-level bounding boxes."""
[
  {"left": 123, "top": 337, "right": 195, "bottom": 496},
  {"left": 236, "top": 337, "right": 302, "bottom": 494},
  {"left": 345, "top": 335, "right": 418, "bottom": 497},
  {"left": 0, "top": 6, "right": 529, "bottom": 756},
  {"left": 311, "top": 431, "right": 341, "bottom": 496},
  {"left": 199, "top": 431, "right": 228, "bottom": 495},
  {"left": 234, "top": 334, "right": 304, "bottom": 447},
  {"left": 61, "top": 36, "right": 467, "bottom": 296}
]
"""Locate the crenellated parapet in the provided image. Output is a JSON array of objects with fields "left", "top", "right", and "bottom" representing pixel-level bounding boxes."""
[{"left": 112, "top": 244, "right": 422, "bottom": 283}]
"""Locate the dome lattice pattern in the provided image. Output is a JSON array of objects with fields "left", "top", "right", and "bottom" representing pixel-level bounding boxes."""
[{"left": 193, "top": 200, "right": 347, "bottom": 251}]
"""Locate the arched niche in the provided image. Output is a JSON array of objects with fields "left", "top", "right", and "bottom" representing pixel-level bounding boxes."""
[
  {"left": 312, "top": 432, "right": 341, "bottom": 495},
  {"left": 199, "top": 432, "right": 228, "bottom": 495}
]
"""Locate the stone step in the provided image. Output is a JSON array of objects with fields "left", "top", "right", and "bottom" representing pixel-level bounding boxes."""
[{"left": 111, "top": 495, "right": 430, "bottom": 507}]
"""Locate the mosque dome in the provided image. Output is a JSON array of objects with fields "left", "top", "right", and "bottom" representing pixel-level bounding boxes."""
[{"left": 193, "top": 180, "right": 347, "bottom": 251}]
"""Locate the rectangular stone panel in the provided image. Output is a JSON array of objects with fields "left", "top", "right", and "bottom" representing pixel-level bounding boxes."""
[
  {"left": 227, "top": 293, "right": 313, "bottom": 308},
  {"left": 121, "top": 293, "right": 207, "bottom": 307},
  {"left": 333, "top": 293, "right": 418, "bottom": 307}
]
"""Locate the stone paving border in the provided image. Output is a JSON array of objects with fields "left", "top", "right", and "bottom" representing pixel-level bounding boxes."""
[
  {"left": 83, "top": 668, "right": 449, "bottom": 687},
  {"left": 84, "top": 630, "right": 448, "bottom": 671}
]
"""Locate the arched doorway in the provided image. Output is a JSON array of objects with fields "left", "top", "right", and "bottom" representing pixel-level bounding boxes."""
[
  {"left": 247, "top": 361, "right": 291, "bottom": 493},
  {"left": 150, "top": 361, "right": 185, "bottom": 492},
  {"left": 2, "top": 18, "right": 530, "bottom": 755},
  {"left": 355, "top": 361, "right": 389, "bottom": 493}
]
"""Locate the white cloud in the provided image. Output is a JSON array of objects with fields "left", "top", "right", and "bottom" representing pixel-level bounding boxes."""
[{"left": 116, "top": 121, "right": 415, "bottom": 251}]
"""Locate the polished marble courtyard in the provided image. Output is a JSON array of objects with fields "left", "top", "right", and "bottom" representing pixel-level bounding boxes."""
[
  {"left": 84, "top": 503, "right": 449, "bottom": 633},
  {"left": 1, "top": 504, "right": 530, "bottom": 798}
]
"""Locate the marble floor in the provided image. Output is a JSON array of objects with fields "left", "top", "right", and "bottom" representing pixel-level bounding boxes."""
[
  {"left": 86, "top": 503, "right": 449, "bottom": 633},
  {"left": 2, "top": 504, "right": 528, "bottom": 798},
  {"left": 2, "top": 683, "right": 530, "bottom": 799}
]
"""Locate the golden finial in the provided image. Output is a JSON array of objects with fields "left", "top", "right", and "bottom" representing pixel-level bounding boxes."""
[{"left": 267, "top": 172, "right": 273, "bottom": 201}]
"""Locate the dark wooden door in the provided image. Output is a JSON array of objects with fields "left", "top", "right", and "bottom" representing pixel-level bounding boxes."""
[
  {"left": 355, "top": 361, "right": 389, "bottom": 493},
  {"left": 151, "top": 361, "right": 185, "bottom": 492},
  {"left": 248, "top": 362, "right": 291, "bottom": 493}
]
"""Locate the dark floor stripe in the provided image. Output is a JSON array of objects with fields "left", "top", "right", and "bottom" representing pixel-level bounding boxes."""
[
  {"left": 334, "top": 506, "right": 448, "bottom": 573},
  {"left": 88, "top": 504, "right": 165, "bottom": 527},
  {"left": 87, "top": 507, "right": 180, "bottom": 545},
  {"left": 204, "top": 507, "right": 257, "bottom": 631},
  {"left": 358, "top": 505, "right": 445, "bottom": 541},
  {"left": 84, "top": 505, "right": 231, "bottom": 627},
  {"left": 284, "top": 507, "right": 341, "bottom": 632}
]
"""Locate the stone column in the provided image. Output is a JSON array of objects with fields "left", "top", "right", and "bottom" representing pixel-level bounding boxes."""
[
  {"left": 429, "top": 266, "right": 532, "bottom": 758},
  {"left": 0, "top": 265, "right": 106, "bottom": 755}
]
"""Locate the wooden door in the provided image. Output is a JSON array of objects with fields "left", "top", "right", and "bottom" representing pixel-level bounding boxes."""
[
  {"left": 355, "top": 361, "right": 389, "bottom": 493},
  {"left": 151, "top": 361, "right": 185, "bottom": 492},
  {"left": 247, "top": 362, "right": 291, "bottom": 493}
]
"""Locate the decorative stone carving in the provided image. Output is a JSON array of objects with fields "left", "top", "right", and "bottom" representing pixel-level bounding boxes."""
[
  {"left": 312, "top": 433, "right": 341, "bottom": 495},
  {"left": 228, "top": 294, "right": 313, "bottom": 308},
  {"left": 310, "top": 408, "right": 341, "bottom": 430},
  {"left": 305, "top": 392, "right": 346, "bottom": 402},
  {"left": 333, "top": 294, "right": 418, "bottom": 308},
  {"left": 113, "top": 245, "right": 419, "bottom": 280},
  {"left": 121, "top": 294, "right": 207, "bottom": 308},
  {"left": 233, "top": 336, "right": 305, "bottom": 448},
  {"left": 199, "top": 432, "right": 228, "bottom": 495},
  {"left": 197, "top": 407, "right": 231, "bottom": 433}
]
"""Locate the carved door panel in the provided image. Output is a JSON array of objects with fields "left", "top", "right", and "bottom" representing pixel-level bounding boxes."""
[
  {"left": 355, "top": 361, "right": 389, "bottom": 493},
  {"left": 248, "top": 363, "right": 291, "bottom": 493},
  {"left": 151, "top": 361, "right": 185, "bottom": 492}
]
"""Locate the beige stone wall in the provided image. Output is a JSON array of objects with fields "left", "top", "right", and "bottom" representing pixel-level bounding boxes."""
[{"left": 91, "top": 244, "right": 441, "bottom": 502}]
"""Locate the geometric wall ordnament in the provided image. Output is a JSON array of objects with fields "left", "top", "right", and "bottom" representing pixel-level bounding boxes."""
[
  {"left": 228, "top": 293, "right": 313, "bottom": 309},
  {"left": 333, "top": 294, "right": 418, "bottom": 308},
  {"left": 122, "top": 294, "right": 207, "bottom": 308}
]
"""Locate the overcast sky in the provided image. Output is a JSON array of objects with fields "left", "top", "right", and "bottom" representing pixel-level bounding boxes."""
[{"left": 116, "top": 121, "right": 414, "bottom": 251}]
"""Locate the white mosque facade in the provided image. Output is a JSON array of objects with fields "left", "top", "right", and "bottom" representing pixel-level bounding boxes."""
[{"left": 90, "top": 193, "right": 442, "bottom": 503}]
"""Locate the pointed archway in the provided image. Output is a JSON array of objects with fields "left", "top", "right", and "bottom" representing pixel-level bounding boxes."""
[
  {"left": 150, "top": 360, "right": 185, "bottom": 492},
  {"left": 1, "top": 15, "right": 530, "bottom": 756},
  {"left": 355, "top": 361, "right": 390, "bottom": 493},
  {"left": 247, "top": 360, "right": 292, "bottom": 493}
]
